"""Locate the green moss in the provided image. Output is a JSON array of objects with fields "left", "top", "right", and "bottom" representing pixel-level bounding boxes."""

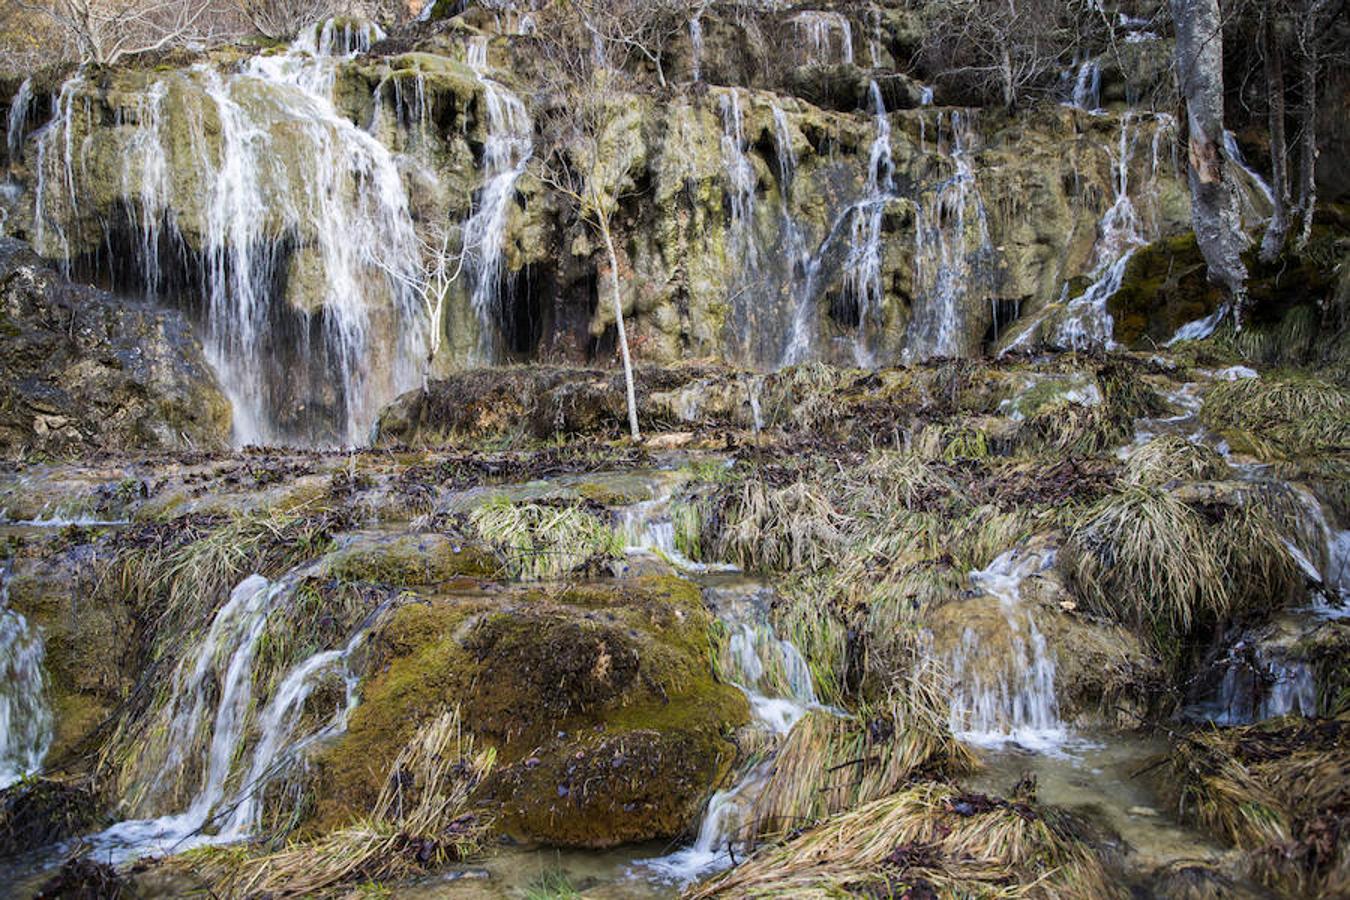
[
  {"left": 325, "top": 532, "right": 496, "bottom": 585},
  {"left": 312, "top": 577, "right": 748, "bottom": 844}
]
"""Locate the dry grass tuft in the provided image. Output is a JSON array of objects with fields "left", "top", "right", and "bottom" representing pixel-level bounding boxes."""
[
  {"left": 1165, "top": 712, "right": 1348, "bottom": 897},
  {"left": 1200, "top": 374, "right": 1350, "bottom": 460},
  {"left": 191, "top": 708, "right": 494, "bottom": 898},
  {"left": 1123, "top": 435, "right": 1229, "bottom": 486},
  {"left": 689, "top": 781, "right": 1121, "bottom": 899},
  {"left": 746, "top": 663, "right": 977, "bottom": 842},
  {"left": 468, "top": 496, "right": 622, "bottom": 580}
]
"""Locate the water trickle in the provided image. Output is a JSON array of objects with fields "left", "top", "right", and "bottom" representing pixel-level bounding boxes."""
[
  {"left": 0, "top": 566, "right": 53, "bottom": 789},
  {"left": 689, "top": 13, "right": 704, "bottom": 82},
  {"left": 772, "top": 103, "right": 818, "bottom": 367},
  {"left": 1067, "top": 60, "right": 1102, "bottom": 113},
  {"left": 6, "top": 76, "right": 32, "bottom": 164},
  {"left": 86, "top": 573, "right": 376, "bottom": 862},
  {"left": 906, "top": 109, "right": 991, "bottom": 361},
  {"left": 1221, "top": 130, "right": 1276, "bottom": 222},
  {"left": 463, "top": 37, "right": 534, "bottom": 363},
  {"left": 719, "top": 89, "right": 758, "bottom": 270},
  {"left": 944, "top": 549, "right": 1070, "bottom": 753},
  {"left": 792, "top": 11, "right": 854, "bottom": 66},
  {"left": 33, "top": 73, "right": 87, "bottom": 268},
  {"left": 642, "top": 585, "right": 823, "bottom": 882},
  {"left": 1207, "top": 648, "right": 1316, "bottom": 725},
  {"left": 841, "top": 82, "right": 895, "bottom": 366}
]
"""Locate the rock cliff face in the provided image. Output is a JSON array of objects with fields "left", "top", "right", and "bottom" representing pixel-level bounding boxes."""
[
  {"left": 0, "top": 239, "right": 230, "bottom": 457},
  {"left": 0, "top": 3, "right": 1210, "bottom": 446}
]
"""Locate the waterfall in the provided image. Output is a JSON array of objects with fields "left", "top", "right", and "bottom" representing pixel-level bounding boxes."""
[
  {"left": 86, "top": 573, "right": 376, "bottom": 862},
  {"left": 0, "top": 566, "right": 52, "bottom": 789},
  {"left": 643, "top": 585, "right": 823, "bottom": 882},
  {"left": 841, "top": 81, "right": 895, "bottom": 366},
  {"left": 1067, "top": 60, "right": 1102, "bottom": 113},
  {"left": 689, "top": 13, "right": 704, "bottom": 82},
  {"left": 463, "top": 37, "right": 533, "bottom": 363},
  {"left": 719, "top": 89, "right": 758, "bottom": 270},
  {"left": 792, "top": 11, "right": 854, "bottom": 66},
  {"left": 944, "top": 549, "right": 1069, "bottom": 753},
  {"left": 30, "top": 23, "right": 428, "bottom": 447},
  {"left": 772, "top": 103, "right": 817, "bottom": 366},
  {"left": 1221, "top": 129, "right": 1276, "bottom": 221},
  {"left": 6, "top": 76, "right": 32, "bottom": 164},
  {"left": 906, "top": 109, "right": 991, "bottom": 361}
]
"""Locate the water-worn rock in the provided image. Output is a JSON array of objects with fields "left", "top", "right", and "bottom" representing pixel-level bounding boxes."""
[
  {"left": 0, "top": 239, "right": 230, "bottom": 457},
  {"left": 313, "top": 575, "right": 748, "bottom": 848}
]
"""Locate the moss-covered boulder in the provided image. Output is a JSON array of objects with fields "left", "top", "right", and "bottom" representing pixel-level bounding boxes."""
[
  {"left": 324, "top": 531, "right": 497, "bottom": 585},
  {"left": 313, "top": 575, "right": 748, "bottom": 848}
]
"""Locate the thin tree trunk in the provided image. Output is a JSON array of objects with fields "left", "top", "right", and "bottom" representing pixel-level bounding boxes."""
[
  {"left": 1170, "top": 0, "right": 1250, "bottom": 325},
  {"left": 1294, "top": 43, "right": 1317, "bottom": 250},
  {"left": 600, "top": 219, "right": 641, "bottom": 441},
  {"left": 1260, "top": 3, "right": 1290, "bottom": 263}
]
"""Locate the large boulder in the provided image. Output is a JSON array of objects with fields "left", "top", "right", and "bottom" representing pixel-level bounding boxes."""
[
  {"left": 312, "top": 575, "right": 749, "bottom": 848},
  {"left": 0, "top": 239, "right": 230, "bottom": 457}
]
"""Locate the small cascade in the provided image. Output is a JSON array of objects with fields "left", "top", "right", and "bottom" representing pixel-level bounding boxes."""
[
  {"left": 689, "top": 12, "right": 704, "bottom": 82},
  {"left": 792, "top": 11, "right": 854, "bottom": 66},
  {"left": 906, "top": 109, "right": 991, "bottom": 361},
  {"left": 0, "top": 566, "right": 53, "bottom": 789},
  {"left": 1221, "top": 130, "right": 1276, "bottom": 222},
  {"left": 617, "top": 479, "right": 736, "bottom": 573},
  {"left": 1205, "top": 647, "right": 1316, "bottom": 725},
  {"left": 119, "top": 81, "right": 171, "bottom": 300},
  {"left": 772, "top": 103, "right": 816, "bottom": 366},
  {"left": 1066, "top": 60, "right": 1102, "bottom": 112},
  {"left": 463, "top": 37, "right": 534, "bottom": 363},
  {"left": 6, "top": 76, "right": 32, "bottom": 163},
  {"left": 643, "top": 584, "right": 823, "bottom": 882},
  {"left": 1027, "top": 114, "right": 1164, "bottom": 352},
  {"left": 719, "top": 89, "right": 758, "bottom": 270},
  {"left": 841, "top": 81, "right": 895, "bottom": 366},
  {"left": 32, "top": 73, "right": 86, "bottom": 267},
  {"left": 87, "top": 574, "right": 377, "bottom": 862},
  {"left": 944, "top": 549, "right": 1070, "bottom": 753}
]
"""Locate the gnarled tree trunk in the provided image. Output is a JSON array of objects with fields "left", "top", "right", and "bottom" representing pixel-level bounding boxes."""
[
  {"left": 1170, "top": 0, "right": 1250, "bottom": 325},
  {"left": 1260, "top": 1, "right": 1290, "bottom": 263}
]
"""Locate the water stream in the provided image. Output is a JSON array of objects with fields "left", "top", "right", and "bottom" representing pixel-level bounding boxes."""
[{"left": 0, "top": 565, "right": 52, "bottom": 789}]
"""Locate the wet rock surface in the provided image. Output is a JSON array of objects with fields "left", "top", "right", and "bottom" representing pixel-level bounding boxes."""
[{"left": 0, "top": 239, "right": 230, "bottom": 457}]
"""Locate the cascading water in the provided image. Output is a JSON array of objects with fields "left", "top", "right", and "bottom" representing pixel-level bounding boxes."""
[
  {"left": 772, "top": 103, "right": 819, "bottom": 366},
  {"left": 31, "top": 23, "right": 428, "bottom": 447},
  {"left": 689, "top": 12, "right": 705, "bottom": 82},
  {"left": 944, "top": 548, "right": 1070, "bottom": 753},
  {"left": 0, "top": 565, "right": 53, "bottom": 789},
  {"left": 906, "top": 108, "right": 992, "bottom": 361},
  {"left": 643, "top": 584, "right": 824, "bottom": 882},
  {"left": 841, "top": 81, "right": 895, "bottom": 366},
  {"left": 792, "top": 11, "right": 854, "bottom": 66},
  {"left": 1066, "top": 60, "right": 1102, "bottom": 113},
  {"left": 6, "top": 76, "right": 32, "bottom": 164},
  {"left": 87, "top": 573, "right": 377, "bottom": 862},
  {"left": 719, "top": 89, "right": 758, "bottom": 271},
  {"left": 463, "top": 37, "right": 533, "bottom": 362}
]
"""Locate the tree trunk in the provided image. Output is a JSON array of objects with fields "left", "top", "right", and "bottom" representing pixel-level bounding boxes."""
[
  {"left": 599, "top": 219, "right": 641, "bottom": 441},
  {"left": 1170, "top": 0, "right": 1250, "bottom": 324},
  {"left": 1294, "top": 39, "right": 1317, "bottom": 251},
  {"left": 1260, "top": 3, "right": 1290, "bottom": 263}
]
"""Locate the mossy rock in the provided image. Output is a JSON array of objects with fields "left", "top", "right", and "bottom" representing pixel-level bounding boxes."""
[
  {"left": 0, "top": 778, "right": 103, "bottom": 858},
  {"left": 324, "top": 531, "right": 496, "bottom": 585},
  {"left": 1109, "top": 234, "right": 1224, "bottom": 347},
  {"left": 312, "top": 576, "right": 748, "bottom": 847}
]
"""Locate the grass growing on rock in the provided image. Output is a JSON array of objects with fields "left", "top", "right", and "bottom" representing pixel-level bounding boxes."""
[
  {"left": 689, "top": 782, "right": 1122, "bottom": 899},
  {"left": 467, "top": 496, "right": 622, "bottom": 580},
  {"left": 1200, "top": 373, "right": 1350, "bottom": 460},
  {"left": 1165, "top": 712, "right": 1349, "bottom": 897},
  {"left": 181, "top": 708, "right": 494, "bottom": 898}
]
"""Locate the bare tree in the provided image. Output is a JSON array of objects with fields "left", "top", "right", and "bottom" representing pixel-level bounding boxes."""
[
  {"left": 23, "top": 0, "right": 239, "bottom": 65},
  {"left": 374, "top": 218, "right": 463, "bottom": 368},
  {"left": 237, "top": 0, "right": 335, "bottom": 40},
  {"left": 1171, "top": 0, "right": 1250, "bottom": 324},
  {"left": 534, "top": 11, "right": 642, "bottom": 441},
  {"left": 566, "top": 0, "right": 696, "bottom": 89},
  {"left": 1258, "top": 0, "right": 1291, "bottom": 262},
  {"left": 915, "top": 0, "right": 1094, "bottom": 110}
]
